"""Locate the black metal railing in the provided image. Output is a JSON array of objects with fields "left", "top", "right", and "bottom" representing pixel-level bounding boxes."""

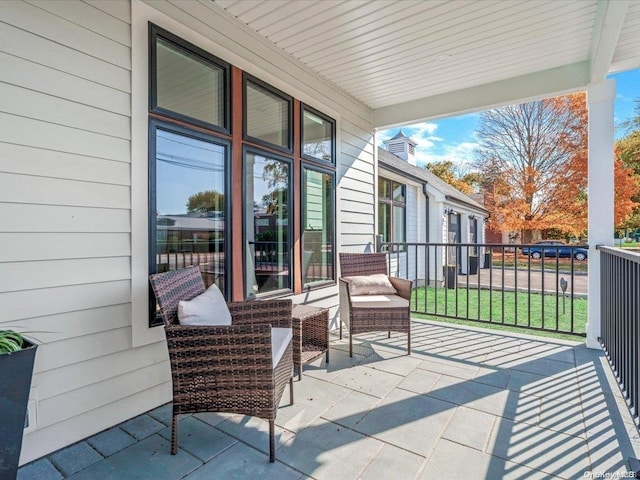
[
  {"left": 599, "top": 246, "right": 640, "bottom": 421},
  {"left": 378, "top": 241, "right": 588, "bottom": 336}
]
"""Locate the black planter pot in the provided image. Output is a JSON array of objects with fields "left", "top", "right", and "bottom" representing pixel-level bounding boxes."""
[
  {"left": 444, "top": 265, "right": 457, "bottom": 289},
  {"left": 468, "top": 256, "right": 478, "bottom": 275},
  {"left": 0, "top": 341, "right": 37, "bottom": 480}
]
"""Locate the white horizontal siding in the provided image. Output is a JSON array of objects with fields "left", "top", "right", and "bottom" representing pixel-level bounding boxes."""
[
  {"left": 0, "top": 21, "right": 130, "bottom": 92},
  {"left": 1, "top": 0, "right": 131, "bottom": 69},
  {"left": 0, "top": 173, "right": 130, "bottom": 209},
  {"left": 26, "top": 0, "right": 131, "bottom": 46},
  {"left": 37, "top": 360, "right": 169, "bottom": 431},
  {"left": 15, "top": 304, "right": 131, "bottom": 346},
  {"left": 2, "top": 280, "right": 131, "bottom": 324},
  {"left": 0, "top": 257, "right": 131, "bottom": 293},
  {"left": 0, "top": 83, "right": 131, "bottom": 139},
  {"left": 0, "top": 204, "right": 130, "bottom": 233},
  {"left": 0, "top": 112, "right": 130, "bottom": 161},
  {"left": 0, "top": 232, "right": 131, "bottom": 262},
  {"left": 34, "top": 340, "right": 166, "bottom": 401},
  {"left": 83, "top": 0, "right": 131, "bottom": 23},
  {"left": 0, "top": 143, "right": 130, "bottom": 185}
]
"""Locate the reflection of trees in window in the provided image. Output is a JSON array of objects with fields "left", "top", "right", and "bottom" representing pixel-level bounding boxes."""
[
  {"left": 302, "top": 106, "right": 334, "bottom": 163},
  {"left": 261, "top": 160, "right": 289, "bottom": 215},
  {"left": 186, "top": 190, "right": 224, "bottom": 213},
  {"left": 303, "top": 141, "right": 331, "bottom": 161}
]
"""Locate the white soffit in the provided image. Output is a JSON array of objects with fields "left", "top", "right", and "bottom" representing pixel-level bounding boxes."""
[
  {"left": 611, "top": 0, "right": 640, "bottom": 73},
  {"left": 212, "top": 0, "right": 640, "bottom": 121}
]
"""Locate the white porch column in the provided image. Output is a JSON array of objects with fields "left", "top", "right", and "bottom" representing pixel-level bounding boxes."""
[{"left": 586, "top": 79, "right": 616, "bottom": 349}]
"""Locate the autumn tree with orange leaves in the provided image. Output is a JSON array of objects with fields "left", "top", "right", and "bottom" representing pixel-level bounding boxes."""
[
  {"left": 475, "top": 94, "right": 587, "bottom": 242},
  {"left": 475, "top": 92, "right": 640, "bottom": 241}
]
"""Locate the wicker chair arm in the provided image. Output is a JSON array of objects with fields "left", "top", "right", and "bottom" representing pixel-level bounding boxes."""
[
  {"left": 389, "top": 277, "right": 413, "bottom": 301},
  {"left": 228, "top": 299, "right": 292, "bottom": 328}
]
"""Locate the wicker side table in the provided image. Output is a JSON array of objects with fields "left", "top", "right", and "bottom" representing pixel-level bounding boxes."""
[{"left": 292, "top": 304, "right": 329, "bottom": 380}]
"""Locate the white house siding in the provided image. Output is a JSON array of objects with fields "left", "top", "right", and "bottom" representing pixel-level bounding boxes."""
[{"left": 0, "top": 0, "right": 376, "bottom": 462}]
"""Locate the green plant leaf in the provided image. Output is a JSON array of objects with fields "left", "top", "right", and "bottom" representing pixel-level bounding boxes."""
[{"left": 0, "top": 330, "right": 24, "bottom": 353}]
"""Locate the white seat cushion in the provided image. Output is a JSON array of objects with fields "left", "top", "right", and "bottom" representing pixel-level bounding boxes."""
[
  {"left": 178, "top": 283, "right": 232, "bottom": 326},
  {"left": 343, "top": 274, "right": 397, "bottom": 295},
  {"left": 350, "top": 294, "right": 409, "bottom": 309},
  {"left": 271, "top": 327, "right": 292, "bottom": 367}
]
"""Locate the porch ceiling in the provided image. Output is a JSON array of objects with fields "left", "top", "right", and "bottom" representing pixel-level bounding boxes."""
[{"left": 211, "top": 0, "right": 640, "bottom": 127}]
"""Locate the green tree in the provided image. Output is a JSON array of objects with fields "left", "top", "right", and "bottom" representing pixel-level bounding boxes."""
[
  {"left": 424, "top": 160, "right": 482, "bottom": 195},
  {"left": 616, "top": 130, "right": 640, "bottom": 230},
  {"left": 186, "top": 190, "right": 224, "bottom": 213}
]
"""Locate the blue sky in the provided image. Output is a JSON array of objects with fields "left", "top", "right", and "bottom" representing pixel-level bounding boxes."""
[{"left": 378, "top": 68, "right": 640, "bottom": 169}]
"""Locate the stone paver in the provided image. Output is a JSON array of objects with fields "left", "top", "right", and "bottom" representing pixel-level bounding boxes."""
[
  {"left": 277, "top": 417, "right": 382, "bottom": 480},
  {"left": 19, "top": 319, "right": 640, "bottom": 480},
  {"left": 120, "top": 414, "right": 166, "bottom": 440},
  {"left": 86, "top": 427, "right": 136, "bottom": 457},
  {"left": 358, "top": 443, "right": 424, "bottom": 480},
  {"left": 66, "top": 434, "right": 201, "bottom": 480},
  {"left": 49, "top": 442, "right": 102, "bottom": 477},
  {"left": 157, "top": 416, "right": 237, "bottom": 462},
  {"left": 442, "top": 406, "right": 496, "bottom": 451},
  {"left": 182, "top": 443, "right": 301, "bottom": 480},
  {"left": 353, "top": 387, "right": 454, "bottom": 456},
  {"left": 17, "top": 458, "right": 63, "bottom": 480}
]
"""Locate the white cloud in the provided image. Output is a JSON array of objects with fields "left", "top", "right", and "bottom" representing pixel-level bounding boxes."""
[
  {"left": 415, "top": 142, "right": 480, "bottom": 168},
  {"left": 377, "top": 122, "right": 440, "bottom": 147}
]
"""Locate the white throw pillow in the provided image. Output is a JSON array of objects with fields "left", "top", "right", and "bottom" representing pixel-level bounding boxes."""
[
  {"left": 344, "top": 274, "right": 397, "bottom": 296},
  {"left": 178, "top": 283, "right": 232, "bottom": 326},
  {"left": 271, "top": 328, "right": 293, "bottom": 367}
]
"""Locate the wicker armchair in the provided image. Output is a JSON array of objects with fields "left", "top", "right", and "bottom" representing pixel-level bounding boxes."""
[
  {"left": 339, "top": 253, "right": 412, "bottom": 357},
  {"left": 149, "top": 266, "right": 294, "bottom": 463}
]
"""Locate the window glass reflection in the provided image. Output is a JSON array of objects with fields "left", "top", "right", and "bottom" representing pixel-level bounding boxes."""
[
  {"left": 156, "top": 37, "right": 225, "bottom": 127},
  {"left": 302, "top": 109, "right": 334, "bottom": 162},
  {"left": 155, "top": 129, "right": 227, "bottom": 295},
  {"left": 246, "top": 81, "right": 290, "bottom": 149},
  {"left": 245, "top": 153, "right": 291, "bottom": 296},
  {"left": 303, "top": 169, "right": 334, "bottom": 286}
]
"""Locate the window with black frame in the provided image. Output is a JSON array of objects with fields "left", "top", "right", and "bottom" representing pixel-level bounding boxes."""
[
  {"left": 148, "top": 24, "right": 230, "bottom": 326},
  {"left": 150, "top": 24, "right": 229, "bottom": 132},
  {"left": 302, "top": 105, "right": 335, "bottom": 164},
  {"left": 302, "top": 167, "right": 334, "bottom": 287},
  {"left": 244, "top": 151, "right": 292, "bottom": 297},
  {"left": 378, "top": 177, "right": 406, "bottom": 250},
  {"left": 244, "top": 76, "right": 292, "bottom": 152}
]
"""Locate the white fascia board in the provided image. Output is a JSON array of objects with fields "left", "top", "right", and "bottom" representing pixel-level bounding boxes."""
[
  {"left": 372, "top": 61, "right": 590, "bottom": 129},
  {"left": 589, "top": 0, "right": 629, "bottom": 82}
]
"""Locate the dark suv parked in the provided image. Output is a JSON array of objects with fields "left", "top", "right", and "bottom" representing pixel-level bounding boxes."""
[{"left": 521, "top": 241, "right": 588, "bottom": 261}]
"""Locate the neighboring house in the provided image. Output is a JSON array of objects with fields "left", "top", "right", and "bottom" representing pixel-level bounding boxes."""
[{"left": 377, "top": 131, "right": 489, "bottom": 282}]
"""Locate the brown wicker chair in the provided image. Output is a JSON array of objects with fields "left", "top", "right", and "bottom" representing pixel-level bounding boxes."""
[
  {"left": 149, "top": 266, "right": 294, "bottom": 463},
  {"left": 339, "top": 253, "right": 412, "bottom": 357}
]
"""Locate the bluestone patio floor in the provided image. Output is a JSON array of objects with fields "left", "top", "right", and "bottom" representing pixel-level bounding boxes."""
[{"left": 18, "top": 319, "right": 640, "bottom": 480}]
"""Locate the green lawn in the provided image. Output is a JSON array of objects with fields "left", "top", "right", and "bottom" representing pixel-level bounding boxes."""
[{"left": 411, "top": 285, "right": 587, "bottom": 341}]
